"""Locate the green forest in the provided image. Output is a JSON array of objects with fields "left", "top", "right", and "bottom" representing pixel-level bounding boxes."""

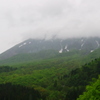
[{"left": 0, "top": 49, "right": 100, "bottom": 100}]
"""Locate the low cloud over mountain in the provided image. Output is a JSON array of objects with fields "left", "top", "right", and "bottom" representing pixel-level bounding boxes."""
[{"left": 0, "top": 0, "right": 100, "bottom": 53}]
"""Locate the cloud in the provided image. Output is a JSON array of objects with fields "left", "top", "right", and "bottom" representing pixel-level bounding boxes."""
[{"left": 0, "top": 0, "right": 100, "bottom": 53}]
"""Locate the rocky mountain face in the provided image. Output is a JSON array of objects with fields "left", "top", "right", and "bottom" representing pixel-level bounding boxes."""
[{"left": 0, "top": 37, "right": 100, "bottom": 60}]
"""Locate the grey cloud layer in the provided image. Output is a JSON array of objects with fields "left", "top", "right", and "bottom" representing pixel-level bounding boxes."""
[{"left": 0, "top": 0, "right": 100, "bottom": 53}]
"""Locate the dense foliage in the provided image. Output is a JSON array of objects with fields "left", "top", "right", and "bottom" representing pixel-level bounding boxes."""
[
  {"left": 0, "top": 49, "right": 100, "bottom": 100},
  {"left": 77, "top": 76, "right": 100, "bottom": 100},
  {"left": 0, "top": 66, "right": 17, "bottom": 73},
  {"left": 0, "top": 83, "right": 41, "bottom": 100},
  {"left": 61, "top": 58, "right": 100, "bottom": 100}
]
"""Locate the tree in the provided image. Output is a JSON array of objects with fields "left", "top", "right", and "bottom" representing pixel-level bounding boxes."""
[{"left": 77, "top": 76, "right": 100, "bottom": 100}]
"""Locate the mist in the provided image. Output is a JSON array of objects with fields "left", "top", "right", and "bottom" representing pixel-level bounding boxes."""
[{"left": 0, "top": 0, "right": 100, "bottom": 53}]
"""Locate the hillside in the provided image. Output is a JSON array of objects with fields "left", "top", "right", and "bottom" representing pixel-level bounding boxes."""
[
  {"left": 0, "top": 37, "right": 100, "bottom": 60},
  {"left": 0, "top": 53, "right": 100, "bottom": 100},
  {"left": 0, "top": 47, "right": 100, "bottom": 66}
]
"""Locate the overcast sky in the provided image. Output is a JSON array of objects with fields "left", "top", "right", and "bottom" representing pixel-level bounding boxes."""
[{"left": 0, "top": 0, "right": 100, "bottom": 53}]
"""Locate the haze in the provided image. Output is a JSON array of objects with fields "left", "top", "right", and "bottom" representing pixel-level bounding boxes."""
[{"left": 0, "top": 0, "right": 100, "bottom": 53}]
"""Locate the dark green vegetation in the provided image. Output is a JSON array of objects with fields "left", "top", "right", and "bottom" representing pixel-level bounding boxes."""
[
  {"left": 0, "top": 48, "right": 100, "bottom": 99},
  {"left": 63, "top": 58, "right": 100, "bottom": 100},
  {"left": 0, "top": 66, "right": 17, "bottom": 73},
  {"left": 77, "top": 76, "right": 100, "bottom": 100},
  {"left": 0, "top": 83, "right": 41, "bottom": 100}
]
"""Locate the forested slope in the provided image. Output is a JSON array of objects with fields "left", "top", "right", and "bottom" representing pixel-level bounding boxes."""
[
  {"left": 0, "top": 83, "right": 41, "bottom": 100},
  {"left": 0, "top": 54, "right": 99, "bottom": 100},
  {"left": 0, "top": 48, "right": 100, "bottom": 66}
]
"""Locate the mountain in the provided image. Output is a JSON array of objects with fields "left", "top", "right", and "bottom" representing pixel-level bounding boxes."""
[
  {"left": 0, "top": 37, "right": 100, "bottom": 60},
  {"left": 0, "top": 37, "right": 100, "bottom": 100}
]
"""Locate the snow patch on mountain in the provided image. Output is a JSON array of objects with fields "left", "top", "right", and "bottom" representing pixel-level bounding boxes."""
[
  {"left": 79, "top": 43, "right": 85, "bottom": 50},
  {"left": 23, "top": 43, "right": 26, "bottom": 45},
  {"left": 65, "top": 45, "right": 69, "bottom": 52},
  {"left": 95, "top": 41, "right": 99, "bottom": 48},
  {"left": 90, "top": 50, "right": 94, "bottom": 53},
  {"left": 81, "top": 43, "right": 84, "bottom": 47},
  {"left": 19, "top": 42, "right": 27, "bottom": 48},
  {"left": 29, "top": 42, "right": 31, "bottom": 44},
  {"left": 19, "top": 45, "right": 23, "bottom": 48},
  {"left": 59, "top": 48, "right": 63, "bottom": 53},
  {"left": 59, "top": 40, "right": 63, "bottom": 53},
  {"left": 81, "top": 39, "right": 84, "bottom": 42}
]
